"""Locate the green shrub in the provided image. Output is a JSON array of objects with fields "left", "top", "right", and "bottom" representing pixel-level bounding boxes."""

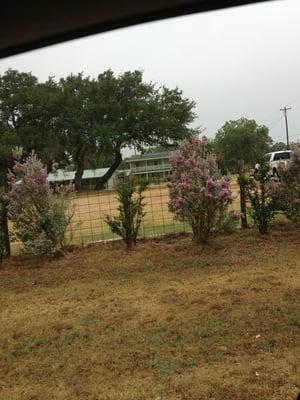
[
  {"left": 246, "top": 162, "right": 277, "bottom": 234},
  {"left": 105, "top": 175, "right": 148, "bottom": 250},
  {"left": 272, "top": 146, "right": 300, "bottom": 222},
  {"left": 216, "top": 210, "right": 241, "bottom": 234}
]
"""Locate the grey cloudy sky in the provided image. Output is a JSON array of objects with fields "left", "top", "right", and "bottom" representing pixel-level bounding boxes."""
[{"left": 0, "top": 0, "right": 299, "bottom": 145}]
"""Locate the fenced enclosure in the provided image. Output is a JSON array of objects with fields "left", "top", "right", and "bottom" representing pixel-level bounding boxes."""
[
  {"left": 67, "top": 184, "right": 190, "bottom": 245},
  {"left": 9, "top": 181, "right": 240, "bottom": 253},
  {"left": 68, "top": 179, "right": 240, "bottom": 245}
]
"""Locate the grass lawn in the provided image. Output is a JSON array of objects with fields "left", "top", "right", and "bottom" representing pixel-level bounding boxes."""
[{"left": 1, "top": 225, "right": 299, "bottom": 399}]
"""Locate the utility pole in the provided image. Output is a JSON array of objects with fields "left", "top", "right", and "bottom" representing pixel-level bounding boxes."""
[{"left": 280, "top": 106, "right": 291, "bottom": 150}]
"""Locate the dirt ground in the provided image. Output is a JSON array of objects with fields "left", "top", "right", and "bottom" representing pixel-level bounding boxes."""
[{"left": 1, "top": 224, "right": 299, "bottom": 400}]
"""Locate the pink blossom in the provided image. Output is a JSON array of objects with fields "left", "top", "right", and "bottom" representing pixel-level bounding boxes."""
[
  {"left": 207, "top": 178, "right": 216, "bottom": 189},
  {"left": 229, "top": 210, "right": 241, "bottom": 220},
  {"left": 168, "top": 135, "right": 234, "bottom": 242},
  {"left": 218, "top": 188, "right": 231, "bottom": 200}
]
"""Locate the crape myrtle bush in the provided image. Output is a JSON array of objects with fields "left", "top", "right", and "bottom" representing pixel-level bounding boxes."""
[
  {"left": 273, "top": 145, "right": 300, "bottom": 222},
  {"left": 7, "top": 152, "right": 73, "bottom": 257},
  {"left": 168, "top": 136, "right": 239, "bottom": 243},
  {"left": 105, "top": 174, "right": 148, "bottom": 250}
]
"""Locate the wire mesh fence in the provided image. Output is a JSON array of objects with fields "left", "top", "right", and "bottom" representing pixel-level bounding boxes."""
[
  {"left": 66, "top": 183, "right": 190, "bottom": 245},
  {"left": 66, "top": 179, "right": 240, "bottom": 245},
  {"left": 9, "top": 179, "right": 240, "bottom": 254}
]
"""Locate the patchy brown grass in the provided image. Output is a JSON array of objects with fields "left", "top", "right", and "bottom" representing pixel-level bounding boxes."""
[{"left": 1, "top": 226, "right": 299, "bottom": 400}]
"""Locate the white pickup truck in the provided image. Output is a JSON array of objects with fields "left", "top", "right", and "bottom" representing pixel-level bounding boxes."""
[{"left": 255, "top": 150, "right": 291, "bottom": 177}]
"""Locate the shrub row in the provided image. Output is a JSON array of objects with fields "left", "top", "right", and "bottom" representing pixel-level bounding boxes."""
[{"left": 2, "top": 140, "right": 300, "bottom": 256}]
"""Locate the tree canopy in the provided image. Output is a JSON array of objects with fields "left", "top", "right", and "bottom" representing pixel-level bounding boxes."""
[
  {"left": 214, "top": 118, "right": 272, "bottom": 228},
  {"left": 270, "top": 141, "right": 287, "bottom": 152},
  {"left": 0, "top": 122, "right": 18, "bottom": 258},
  {"left": 0, "top": 69, "right": 65, "bottom": 170},
  {"left": 0, "top": 69, "right": 196, "bottom": 190},
  {"left": 214, "top": 118, "right": 272, "bottom": 173},
  {"left": 64, "top": 70, "right": 196, "bottom": 190}
]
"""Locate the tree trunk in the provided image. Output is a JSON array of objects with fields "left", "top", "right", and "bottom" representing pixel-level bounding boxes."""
[
  {"left": 0, "top": 202, "right": 10, "bottom": 259},
  {"left": 74, "top": 156, "right": 85, "bottom": 191},
  {"left": 192, "top": 224, "right": 209, "bottom": 244},
  {"left": 126, "top": 240, "right": 134, "bottom": 251},
  {"left": 238, "top": 172, "right": 248, "bottom": 229},
  {"left": 94, "top": 150, "right": 122, "bottom": 190}
]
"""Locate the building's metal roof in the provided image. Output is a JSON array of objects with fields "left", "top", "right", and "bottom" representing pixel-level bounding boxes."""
[
  {"left": 48, "top": 168, "right": 110, "bottom": 182},
  {"left": 125, "top": 151, "right": 170, "bottom": 162}
]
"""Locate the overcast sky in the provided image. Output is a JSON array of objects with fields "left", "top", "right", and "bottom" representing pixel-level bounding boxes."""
[{"left": 0, "top": 0, "right": 299, "bottom": 147}]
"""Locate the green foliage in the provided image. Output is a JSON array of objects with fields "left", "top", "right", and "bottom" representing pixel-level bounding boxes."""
[
  {"left": 215, "top": 118, "right": 272, "bottom": 228},
  {"left": 105, "top": 175, "right": 148, "bottom": 249},
  {"left": 215, "top": 118, "right": 272, "bottom": 173},
  {"left": 0, "top": 70, "right": 64, "bottom": 170},
  {"left": 0, "top": 69, "right": 196, "bottom": 191},
  {"left": 92, "top": 71, "right": 196, "bottom": 189},
  {"left": 270, "top": 141, "right": 287, "bottom": 152},
  {"left": 272, "top": 145, "right": 300, "bottom": 222},
  {"left": 246, "top": 162, "right": 277, "bottom": 234},
  {"left": 142, "top": 145, "right": 171, "bottom": 154},
  {"left": 7, "top": 153, "right": 73, "bottom": 257},
  {"left": 0, "top": 123, "right": 19, "bottom": 258},
  {"left": 216, "top": 210, "right": 241, "bottom": 234}
]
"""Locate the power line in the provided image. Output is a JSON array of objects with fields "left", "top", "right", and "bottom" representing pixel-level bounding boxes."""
[{"left": 280, "top": 106, "right": 292, "bottom": 149}]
